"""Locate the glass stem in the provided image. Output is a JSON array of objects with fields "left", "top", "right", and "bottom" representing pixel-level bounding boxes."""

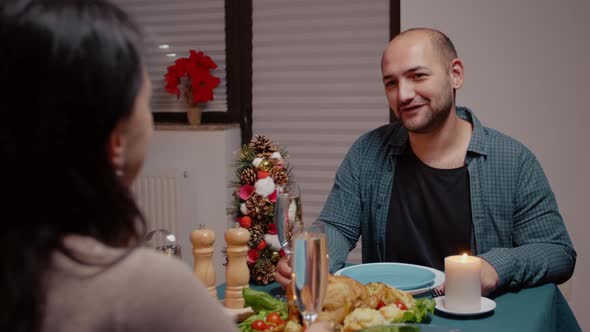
[{"left": 301, "top": 312, "right": 318, "bottom": 327}]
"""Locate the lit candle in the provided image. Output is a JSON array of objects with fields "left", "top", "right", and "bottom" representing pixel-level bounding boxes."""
[{"left": 444, "top": 254, "right": 482, "bottom": 312}]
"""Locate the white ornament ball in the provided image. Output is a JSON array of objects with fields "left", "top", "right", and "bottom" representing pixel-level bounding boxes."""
[
  {"left": 252, "top": 157, "right": 263, "bottom": 168},
  {"left": 264, "top": 234, "right": 281, "bottom": 250},
  {"left": 271, "top": 152, "right": 282, "bottom": 160},
  {"left": 240, "top": 203, "right": 248, "bottom": 215},
  {"left": 255, "top": 177, "right": 276, "bottom": 198}
]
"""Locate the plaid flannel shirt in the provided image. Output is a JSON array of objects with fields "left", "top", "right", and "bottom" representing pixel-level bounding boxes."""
[{"left": 319, "top": 106, "right": 576, "bottom": 290}]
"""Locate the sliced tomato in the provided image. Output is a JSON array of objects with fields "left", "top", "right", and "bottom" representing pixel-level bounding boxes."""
[
  {"left": 376, "top": 300, "right": 386, "bottom": 309},
  {"left": 266, "top": 311, "right": 283, "bottom": 325},
  {"left": 251, "top": 319, "right": 267, "bottom": 331},
  {"left": 395, "top": 300, "right": 408, "bottom": 310}
]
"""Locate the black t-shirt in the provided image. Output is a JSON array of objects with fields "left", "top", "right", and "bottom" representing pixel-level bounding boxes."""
[{"left": 385, "top": 148, "right": 472, "bottom": 271}]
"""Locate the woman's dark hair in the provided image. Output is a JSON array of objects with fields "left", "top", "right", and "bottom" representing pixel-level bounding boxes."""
[{"left": 0, "top": 0, "right": 146, "bottom": 330}]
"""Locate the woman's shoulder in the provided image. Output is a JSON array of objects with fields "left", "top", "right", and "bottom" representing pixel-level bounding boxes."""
[
  {"left": 123, "top": 246, "right": 191, "bottom": 278},
  {"left": 56, "top": 235, "right": 203, "bottom": 296},
  {"left": 54, "top": 235, "right": 238, "bottom": 331},
  {"left": 119, "top": 248, "right": 238, "bottom": 331},
  {"left": 109, "top": 246, "right": 206, "bottom": 302}
]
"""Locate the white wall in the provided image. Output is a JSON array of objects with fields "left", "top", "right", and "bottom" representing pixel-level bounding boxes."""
[
  {"left": 402, "top": 0, "right": 590, "bottom": 328},
  {"left": 138, "top": 127, "right": 241, "bottom": 285}
]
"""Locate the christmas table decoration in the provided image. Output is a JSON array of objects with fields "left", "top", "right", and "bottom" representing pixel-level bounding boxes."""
[{"left": 228, "top": 135, "right": 294, "bottom": 285}]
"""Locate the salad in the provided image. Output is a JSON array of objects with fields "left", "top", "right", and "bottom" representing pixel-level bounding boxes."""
[{"left": 238, "top": 276, "right": 435, "bottom": 332}]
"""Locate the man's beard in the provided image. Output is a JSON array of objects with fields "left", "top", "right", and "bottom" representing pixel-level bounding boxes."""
[{"left": 400, "top": 90, "right": 454, "bottom": 134}]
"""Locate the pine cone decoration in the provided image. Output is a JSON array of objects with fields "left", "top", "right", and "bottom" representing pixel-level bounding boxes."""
[
  {"left": 251, "top": 257, "right": 276, "bottom": 285},
  {"left": 269, "top": 167, "right": 289, "bottom": 187},
  {"left": 245, "top": 195, "right": 258, "bottom": 218},
  {"left": 248, "top": 223, "right": 266, "bottom": 248},
  {"left": 246, "top": 194, "right": 270, "bottom": 220},
  {"left": 240, "top": 167, "right": 257, "bottom": 185},
  {"left": 249, "top": 135, "right": 277, "bottom": 158},
  {"left": 258, "top": 204, "right": 270, "bottom": 220}
]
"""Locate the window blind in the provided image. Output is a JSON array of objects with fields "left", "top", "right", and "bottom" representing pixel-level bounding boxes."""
[
  {"left": 252, "top": 0, "right": 390, "bottom": 230},
  {"left": 118, "top": 0, "right": 227, "bottom": 113}
]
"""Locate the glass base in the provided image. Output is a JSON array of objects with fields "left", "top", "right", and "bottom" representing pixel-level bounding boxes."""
[{"left": 301, "top": 312, "right": 318, "bottom": 327}]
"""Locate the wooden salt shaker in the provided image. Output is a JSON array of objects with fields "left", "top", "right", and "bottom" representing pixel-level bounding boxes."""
[
  {"left": 224, "top": 223, "right": 250, "bottom": 308},
  {"left": 190, "top": 224, "right": 217, "bottom": 298}
]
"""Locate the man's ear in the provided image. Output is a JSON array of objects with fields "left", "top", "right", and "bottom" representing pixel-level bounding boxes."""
[
  {"left": 449, "top": 58, "right": 464, "bottom": 89},
  {"left": 108, "top": 121, "right": 126, "bottom": 172}
]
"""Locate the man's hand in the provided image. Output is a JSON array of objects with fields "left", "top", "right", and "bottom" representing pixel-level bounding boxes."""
[
  {"left": 480, "top": 258, "right": 499, "bottom": 296},
  {"left": 274, "top": 255, "right": 292, "bottom": 289}
]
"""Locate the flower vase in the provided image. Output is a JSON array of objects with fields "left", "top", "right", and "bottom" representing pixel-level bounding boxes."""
[{"left": 186, "top": 105, "right": 202, "bottom": 125}]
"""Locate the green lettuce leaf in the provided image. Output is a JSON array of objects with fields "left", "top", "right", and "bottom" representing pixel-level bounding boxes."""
[
  {"left": 242, "top": 288, "right": 288, "bottom": 319},
  {"left": 238, "top": 311, "right": 268, "bottom": 332},
  {"left": 393, "top": 298, "right": 436, "bottom": 324}
]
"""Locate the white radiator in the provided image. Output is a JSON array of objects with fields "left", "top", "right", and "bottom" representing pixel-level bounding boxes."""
[{"left": 130, "top": 171, "right": 181, "bottom": 235}]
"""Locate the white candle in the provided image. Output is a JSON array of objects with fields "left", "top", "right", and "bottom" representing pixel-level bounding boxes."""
[{"left": 444, "top": 254, "right": 482, "bottom": 312}]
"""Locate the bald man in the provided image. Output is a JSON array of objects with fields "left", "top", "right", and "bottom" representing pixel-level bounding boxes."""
[{"left": 276, "top": 28, "right": 576, "bottom": 296}]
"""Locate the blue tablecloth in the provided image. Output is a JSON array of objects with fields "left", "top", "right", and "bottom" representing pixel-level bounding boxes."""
[
  {"left": 430, "top": 284, "right": 580, "bottom": 332},
  {"left": 216, "top": 282, "right": 580, "bottom": 331}
]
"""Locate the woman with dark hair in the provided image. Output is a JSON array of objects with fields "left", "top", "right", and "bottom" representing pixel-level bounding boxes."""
[{"left": 0, "top": 0, "right": 239, "bottom": 331}]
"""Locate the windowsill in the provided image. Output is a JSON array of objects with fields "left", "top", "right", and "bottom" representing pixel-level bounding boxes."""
[{"left": 155, "top": 123, "right": 240, "bottom": 131}]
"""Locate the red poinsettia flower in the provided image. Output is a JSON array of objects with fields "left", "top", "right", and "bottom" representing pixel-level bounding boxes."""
[
  {"left": 175, "top": 57, "right": 190, "bottom": 73},
  {"left": 189, "top": 50, "right": 218, "bottom": 70},
  {"left": 163, "top": 49, "right": 220, "bottom": 104},
  {"left": 190, "top": 68, "right": 220, "bottom": 104},
  {"left": 164, "top": 65, "right": 181, "bottom": 97}
]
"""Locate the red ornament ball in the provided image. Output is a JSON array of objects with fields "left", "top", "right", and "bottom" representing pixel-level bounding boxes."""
[
  {"left": 239, "top": 216, "right": 252, "bottom": 228},
  {"left": 257, "top": 240, "right": 267, "bottom": 250}
]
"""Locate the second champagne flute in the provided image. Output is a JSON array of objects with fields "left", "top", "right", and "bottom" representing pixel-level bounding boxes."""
[
  {"left": 291, "top": 223, "right": 328, "bottom": 327},
  {"left": 274, "top": 185, "right": 302, "bottom": 255}
]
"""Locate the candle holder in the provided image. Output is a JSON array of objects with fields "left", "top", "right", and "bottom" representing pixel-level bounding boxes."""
[{"left": 444, "top": 254, "right": 482, "bottom": 312}]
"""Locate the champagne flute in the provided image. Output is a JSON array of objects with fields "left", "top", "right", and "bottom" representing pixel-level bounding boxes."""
[
  {"left": 291, "top": 223, "right": 328, "bottom": 327},
  {"left": 274, "top": 184, "right": 303, "bottom": 255}
]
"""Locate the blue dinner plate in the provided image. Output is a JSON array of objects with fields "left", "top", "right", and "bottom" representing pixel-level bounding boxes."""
[{"left": 336, "top": 263, "right": 436, "bottom": 290}]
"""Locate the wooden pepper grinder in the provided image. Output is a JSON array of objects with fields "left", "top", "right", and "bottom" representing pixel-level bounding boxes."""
[
  {"left": 224, "top": 223, "right": 250, "bottom": 308},
  {"left": 190, "top": 224, "right": 217, "bottom": 298}
]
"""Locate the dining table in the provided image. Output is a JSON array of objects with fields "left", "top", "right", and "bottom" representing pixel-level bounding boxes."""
[{"left": 216, "top": 281, "right": 580, "bottom": 332}]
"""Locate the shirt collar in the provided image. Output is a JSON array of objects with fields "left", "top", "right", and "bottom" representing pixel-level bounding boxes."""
[
  {"left": 388, "top": 106, "right": 488, "bottom": 157},
  {"left": 458, "top": 106, "right": 488, "bottom": 157}
]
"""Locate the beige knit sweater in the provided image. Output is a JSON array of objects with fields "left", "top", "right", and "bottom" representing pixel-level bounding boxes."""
[{"left": 42, "top": 235, "right": 238, "bottom": 332}]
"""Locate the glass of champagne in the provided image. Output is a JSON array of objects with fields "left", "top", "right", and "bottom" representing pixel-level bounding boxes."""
[
  {"left": 274, "top": 184, "right": 303, "bottom": 255},
  {"left": 291, "top": 223, "right": 328, "bottom": 327}
]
